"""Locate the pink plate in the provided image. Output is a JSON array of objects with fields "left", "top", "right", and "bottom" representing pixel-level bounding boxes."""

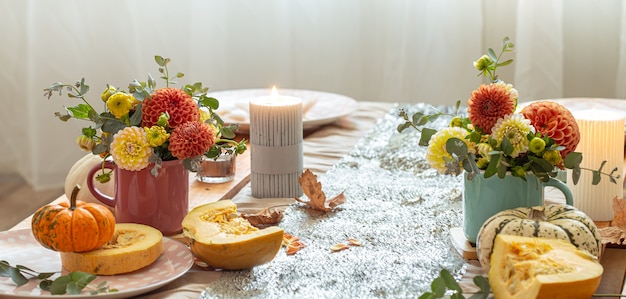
[{"left": 0, "top": 229, "right": 193, "bottom": 299}]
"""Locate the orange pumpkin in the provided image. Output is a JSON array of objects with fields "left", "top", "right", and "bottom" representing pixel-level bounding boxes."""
[{"left": 31, "top": 185, "right": 116, "bottom": 252}]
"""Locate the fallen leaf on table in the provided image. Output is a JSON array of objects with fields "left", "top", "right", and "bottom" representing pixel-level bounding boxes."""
[
  {"left": 612, "top": 196, "right": 626, "bottom": 228},
  {"left": 599, "top": 226, "right": 625, "bottom": 245},
  {"left": 240, "top": 207, "right": 284, "bottom": 228},
  {"left": 347, "top": 237, "right": 362, "bottom": 246},
  {"left": 330, "top": 243, "right": 350, "bottom": 252},
  {"left": 295, "top": 169, "right": 346, "bottom": 212},
  {"left": 282, "top": 233, "right": 306, "bottom": 255}
]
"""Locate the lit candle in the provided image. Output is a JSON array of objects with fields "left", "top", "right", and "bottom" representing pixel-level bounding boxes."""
[
  {"left": 567, "top": 109, "right": 624, "bottom": 221},
  {"left": 249, "top": 86, "right": 303, "bottom": 198}
]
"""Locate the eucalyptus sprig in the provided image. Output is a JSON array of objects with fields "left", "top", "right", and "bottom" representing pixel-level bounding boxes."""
[
  {"left": 419, "top": 269, "right": 490, "bottom": 299},
  {"left": 473, "top": 37, "right": 514, "bottom": 83},
  {"left": 0, "top": 260, "right": 117, "bottom": 295}
]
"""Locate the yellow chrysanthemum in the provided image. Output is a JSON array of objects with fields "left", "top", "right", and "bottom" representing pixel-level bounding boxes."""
[
  {"left": 490, "top": 114, "right": 534, "bottom": 158},
  {"left": 144, "top": 126, "right": 170, "bottom": 147},
  {"left": 109, "top": 126, "right": 153, "bottom": 171},
  {"left": 107, "top": 92, "right": 134, "bottom": 118},
  {"left": 425, "top": 127, "right": 475, "bottom": 174}
]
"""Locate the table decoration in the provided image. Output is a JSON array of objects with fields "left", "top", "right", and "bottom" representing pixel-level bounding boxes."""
[
  {"left": 567, "top": 109, "right": 625, "bottom": 221},
  {"left": 44, "top": 56, "right": 244, "bottom": 235},
  {"left": 250, "top": 87, "right": 304, "bottom": 198},
  {"left": 397, "top": 37, "right": 621, "bottom": 244},
  {"left": 199, "top": 103, "right": 466, "bottom": 298}
]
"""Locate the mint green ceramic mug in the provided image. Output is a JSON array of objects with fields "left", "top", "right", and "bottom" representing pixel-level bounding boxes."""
[{"left": 463, "top": 172, "right": 573, "bottom": 244}]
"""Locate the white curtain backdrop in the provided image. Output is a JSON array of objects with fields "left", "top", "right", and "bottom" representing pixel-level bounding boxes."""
[{"left": 1, "top": 0, "right": 624, "bottom": 190}]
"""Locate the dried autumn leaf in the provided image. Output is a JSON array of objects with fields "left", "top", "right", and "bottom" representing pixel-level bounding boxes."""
[
  {"left": 347, "top": 237, "right": 362, "bottom": 246},
  {"left": 295, "top": 169, "right": 346, "bottom": 212},
  {"left": 240, "top": 207, "right": 284, "bottom": 228},
  {"left": 330, "top": 243, "right": 350, "bottom": 252},
  {"left": 599, "top": 226, "right": 625, "bottom": 245},
  {"left": 612, "top": 196, "right": 626, "bottom": 229},
  {"left": 282, "top": 233, "right": 306, "bottom": 255}
]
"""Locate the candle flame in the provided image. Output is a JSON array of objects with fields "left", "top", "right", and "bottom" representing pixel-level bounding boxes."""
[{"left": 271, "top": 86, "right": 278, "bottom": 97}]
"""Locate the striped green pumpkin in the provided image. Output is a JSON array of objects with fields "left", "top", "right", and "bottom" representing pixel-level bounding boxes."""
[{"left": 476, "top": 204, "right": 601, "bottom": 269}]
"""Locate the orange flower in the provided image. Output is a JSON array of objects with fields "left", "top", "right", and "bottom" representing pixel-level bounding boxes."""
[
  {"left": 168, "top": 121, "right": 216, "bottom": 159},
  {"left": 520, "top": 101, "right": 580, "bottom": 158},
  {"left": 467, "top": 83, "right": 517, "bottom": 132},
  {"left": 141, "top": 88, "right": 201, "bottom": 128}
]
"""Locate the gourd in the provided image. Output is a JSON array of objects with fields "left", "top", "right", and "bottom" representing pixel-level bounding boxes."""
[
  {"left": 182, "top": 200, "right": 284, "bottom": 270},
  {"left": 31, "top": 185, "right": 116, "bottom": 252},
  {"left": 64, "top": 154, "right": 114, "bottom": 210},
  {"left": 489, "top": 234, "right": 603, "bottom": 299},
  {"left": 60, "top": 223, "right": 164, "bottom": 275},
  {"left": 476, "top": 204, "right": 601, "bottom": 269}
]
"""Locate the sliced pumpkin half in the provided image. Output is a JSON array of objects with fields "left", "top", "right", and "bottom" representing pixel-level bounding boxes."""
[
  {"left": 182, "top": 200, "right": 284, "bottom": 270},
  {"left": 60, "top": 223, "right": 164, "bottom": 275},
  {"left": 489, "top": 234, "right": 603, "bottom": 299}
]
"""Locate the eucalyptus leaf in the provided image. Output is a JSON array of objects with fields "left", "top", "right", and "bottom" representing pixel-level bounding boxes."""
[
  {"left": 441, "top": 269, "right": 462, "bottom": 292},
  {"left": 592, "top": 171, "right": 601, "bottom": 185},
  {"left": 446, "top": 138, "right": 468, "bottom": 158},
  {"left": 572, "top": 166, "right": 581, "bottom": 185},
  {"left": 431, "top": 277, "right": 446, "bottom": 298},
  {"left": 419, "top": 128, "right": 437, "bottom": 146},
  {"left": 397, "top": 122, "right": 411, "bottom": 133},
  {"left": 563, "top": 152, "right": 583, "bottom": 168}
]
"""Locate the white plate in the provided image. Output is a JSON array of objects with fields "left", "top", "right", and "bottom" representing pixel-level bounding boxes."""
[
  {"left": 518, "top": 98, "right": 626, "bottom": 132},
  {"left": 0, "top": 229, "right": 193, "bottom": 299},
  {"left": 209, "top": 88, "right": 358, "bottom": 132}
]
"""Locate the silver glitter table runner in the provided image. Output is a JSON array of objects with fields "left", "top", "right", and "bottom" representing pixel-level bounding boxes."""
[{"left": 201, "top": 103, "right": 466, "bottom": 299}]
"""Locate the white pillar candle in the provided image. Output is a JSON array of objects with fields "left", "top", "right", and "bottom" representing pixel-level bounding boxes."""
[
  {"left": 249, "top": 87, "right": 303, "bottom": 198},
  {"left": 567, "top": 109, "right": 624, "bottom": 221}
]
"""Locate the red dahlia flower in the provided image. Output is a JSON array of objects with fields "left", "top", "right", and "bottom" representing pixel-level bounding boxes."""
[
  {"left": 467, "top": 83, "right": 517, "bottom": 132},
  {"left": 520, "top": 101, "right": 580, "bottom": 158},
  {"left": 168, "top": 121, "right": 216, "bottom": 159},
  {"left": 141, "top": 88, "right": 200, "bottom": 128}
]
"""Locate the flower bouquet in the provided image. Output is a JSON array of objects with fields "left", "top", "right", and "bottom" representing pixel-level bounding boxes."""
[
  {"left": 44, "top": 56, "right": 246, "bottom": 183},
  {"left": 398, "top": 37, "right": 621, "bottom": 185}
]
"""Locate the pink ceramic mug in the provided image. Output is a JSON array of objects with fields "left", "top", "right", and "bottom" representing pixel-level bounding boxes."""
[{"left": 86, "top": 159, "right": 189, "bottom": 235}]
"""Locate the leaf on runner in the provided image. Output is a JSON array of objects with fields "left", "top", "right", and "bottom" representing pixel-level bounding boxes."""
[
  {"left": 295, "top": 169, "right": 346, "bottom": 212},
  {"left": 241, "top": 207, "right": 284, "bottom": 228},
  {"left": 282, "top": 233, "right": 306, "bottom": 255}
]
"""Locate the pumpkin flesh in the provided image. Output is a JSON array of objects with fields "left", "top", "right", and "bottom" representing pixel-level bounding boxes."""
[
  {"left": 60, "top": 223, "right": 163, "bottom": 275},
  {"left": 182, "top": 200, "right": 284, "bottom": 270},
  {"left": 489, "top": 234, "right": 602, "bottom": 299}
]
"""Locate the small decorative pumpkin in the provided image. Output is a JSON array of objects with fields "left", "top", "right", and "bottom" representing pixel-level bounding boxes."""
[
  {"left": 182, "top": 200, "right": 284, "bottom": 270},
  {"left": 64, "top": 154, "right": 114, "bottom": 211},
  {"left": 476, "top": 204, "right": 601, "bottom": 269},
  {"left": 489, "top": 234, "right": 603, "bottom": 299},
  {"left": 31, "top": 185, "right": 116, "bottom": 252}
]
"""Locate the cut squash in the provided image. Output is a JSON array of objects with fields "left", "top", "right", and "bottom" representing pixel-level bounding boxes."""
[
  {"left": 489, "top": 234, "right": 603, "bottom": 299},
  {"left": 182, "top": 200, "right": 284, "bottom": 270},
  {"left": 60, "top": 223, "right": 163, "bottom": 275}
]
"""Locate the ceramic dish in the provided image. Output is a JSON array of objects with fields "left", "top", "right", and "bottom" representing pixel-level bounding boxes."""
[
  {"left": 208, "top": 88, "right": 358, "bottom": 132},
  {"left": 0, "top": 229, "right": 193, "bottom": 299}
]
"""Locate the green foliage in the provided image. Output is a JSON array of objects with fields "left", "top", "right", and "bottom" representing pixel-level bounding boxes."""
[
  {"left": 418, "top": 269, "right": 491, "bottom": 299},
  {"left": 0, "top": 260, "right": 117, "bottom": 295},
  {"left": 396, "top": 36, "right": 621, "bottom": 186}
]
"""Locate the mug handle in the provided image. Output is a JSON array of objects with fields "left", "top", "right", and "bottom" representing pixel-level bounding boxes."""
[
  {"left": 544, "top": 178, "right": 574, "bottom": 205},
  {"left": 86, "top": 161, "right": 116, "bottom": 208}
]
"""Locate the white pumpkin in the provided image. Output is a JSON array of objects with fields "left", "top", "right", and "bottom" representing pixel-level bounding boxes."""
[
  {"left": 476, "top": 204, "right": 601, "bottom": 269},
  {"left": 64, "top": 154, "right": 115, "bottom": 212}
]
